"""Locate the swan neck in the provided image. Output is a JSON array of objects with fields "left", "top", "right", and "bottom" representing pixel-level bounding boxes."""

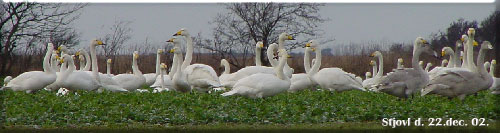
[
  {"left": 490, "top": 63, "right": 495, "bottom": 76},
  {"left": 255, "top": 47, "right": 262, "bottom": 66},
  {"left": 107, "top": 62, "right": 111, "bottom": 75},
  {"left": 83, "top": 51, "right": 91, "bottom": 71},
  {"left": 43, "top": 46, "right": 53, "bottom": 73},
  {"left": 476, "top": 47, "right": 488, "bottom": 75},
  {"left": 155, "top": 52, "right": 161, "bottom": 75},
  {"left": 181, "top": 35, "right": 193, "bottom": 70},
  {"left": 412, "top": 45, "right": 423, "bottom": 71},
  {"left": 376, "top": 55, "right": 383, "bottom": 77},
  {"left": 309, "top": 47, "right": 322, "bottom": 77},
  {"left": 169, "top": 53, "right": 178, "bottom": 79},
  {"left": 467, "top": 37, "right": 475, "bottom": 71},
  {"left": 132, "top": 56, "right": 142, "bottom": 75},
  {"left": 276, "top": 54, "right": 288, "bottom": 80},
  {"left": 222, "top": 61, "right": 230, "bottom": 74},
  {"left": 304, "top": 48, "right": 312, "bottom": 73},
  {"left": 90, "top": 43, "right": 101, "bottom": 83},
  {"left": 373, "top": 62, "right": 378, "bottom": 76},
  {"left": 462, "top": 43, "right": 468, "bottom": 68},
  {"left": 267, "top": 45, "right": 278, "bottom": 67},
  {"left": 278, "top": 38, "right": 285, "bottom": 50},
  {"left": 447, "top": 50, "right": 455, "bottom": 68},
  {"left": 160, "top": 67, "right": 165, "bottom": 90},
  {"left": 80, "top": 58, "right": 85, "bottom": 70}
]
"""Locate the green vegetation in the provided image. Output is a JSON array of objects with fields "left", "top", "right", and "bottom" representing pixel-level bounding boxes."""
[{"left": 0, "top": 85, "right": 497, "bottom": 129}]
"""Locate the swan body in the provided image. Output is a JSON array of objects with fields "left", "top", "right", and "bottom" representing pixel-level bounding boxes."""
[
  {"left": 2, "top": 43, "right": 56, "bottom": 93},
  {"left": 112, "top": 51, "right": 146, "bottom": 91},
  {"left": 373, "top": 37, "right": 437, "bottom": 98},
  {"left": 222, "top": 49, "right": 291, "bottom": 98},
  {"left": 488, "top": 60, "right": 500, "bottom": 94}
]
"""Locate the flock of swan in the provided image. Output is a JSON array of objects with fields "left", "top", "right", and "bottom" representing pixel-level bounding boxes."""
[{"left": 1, "top": 28, "right": 499, "bottom": 100}]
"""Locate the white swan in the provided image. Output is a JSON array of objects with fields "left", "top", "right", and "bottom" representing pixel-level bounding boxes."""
[
  {"left": 421, "top": 40, "right": 493, "bottom": 100},
  {"left": 364, "top": 60, "right": 376, "bottom": 80},
  {"left": 363, "top": 51, "right": 383, "bottom": 89},
  {"left": 270, "top": 33, "right": 296, "bottom": 77},
  {"left": 221, "top": 49, "right": 291, "bottom": 98},
  {"left": 255, "top": 41, "right": 264, "bottom": 66},
  {"left": 112, "top": 51, "right": 147, "bottom": 91},
  {"left": 106, "top": 59, "right": 115, "bottom": 77},
  {"left": 171, "top": 47, "right": 191, "bottom": 92},
  {"left": 57, "top": 45, "right": 69, "bottom": 72},
  {"left": 143, "top": 49, "right": 163, "bottom": 86},
  {"left": 1, "top": 43, "right": 56, "bottom": 93},
  {"left": 173, "top": 29, "right": 222, "bottom": 92},
  {"left": 2, "top": 76, "right": 12, "bottom": 88},
  {"left": 217, "top": 36, "right": 295, "bottom": 88},
  {"left": 397, "top": 58, "right": 404, "bottom": 69},
  {"left": 306, "top": 40, "right": 364, "bottom": 92},
  {"left": 373, "top": 37, "right": 437, "bottom": 98},
  {"left": 288, "top": 46, "right": 316, "bottom": 92},
  {"left": 219, "top": 59, "right": 232, "bottom": 86},
  {"left": 488, "top": 60, "right": 500, "bottom": 94},
  {"left": 56, "top": 54, "right": 100, "bottom": 91}
]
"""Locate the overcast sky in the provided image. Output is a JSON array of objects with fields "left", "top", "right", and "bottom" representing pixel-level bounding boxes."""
[{"left": 73, "top": 3, "right": 496, "bottom": 51}]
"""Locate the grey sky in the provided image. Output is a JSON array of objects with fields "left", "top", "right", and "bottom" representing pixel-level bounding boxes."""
[{"left": 73, "top": 3, "right": 495, "bottom": 51}]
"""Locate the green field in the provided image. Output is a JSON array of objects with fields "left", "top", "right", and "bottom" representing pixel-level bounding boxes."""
[{"left": 1, "top": 78, "right": 499, "bottom": 131}]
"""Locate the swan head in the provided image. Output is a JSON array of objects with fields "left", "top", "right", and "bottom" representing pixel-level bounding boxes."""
[
  {"left": 305, "top": 40, "right": 319, "bottom": 52},
  {"left": 426, "top": 63, "right": 433, "bottom": 67},
  {"left": 369, "top": 51, "right": 381, "bottom": 57},
  {"left": 57, "top": 45, "right": 68, "bottom": 54},
  {"left": 279, "top": 32, "right": 295, "bottom": 41},
  {"left": 492, "top": 60, "right": 497, "bottom": 65},
  {"left": 467, "top": 28, "right": 475, "bottom": 37},
  {"left": 166, "top": 37, "right": 181, "bottom": 47},
  {"left": 460, "top": 35, "right": 468, "bottom": 42},
  {"left": 481, "top": 41, "right": 493, "bottom": 50},
  {"left": 60, "top": 54, "right": 72, "bottom": 64},
  {"left": 173, "top": 28, "right": 189, "bottom": 36},
  {"left": 133, "top": 51, "right": 139, "bottom": 60},
  {"left": 220, "top": 59, "right": 228, "bottom": 67},
  {"left": 369, "top": 60, "right": 376, "bottom": 66},
  {"left": 484, "top": 61, "right": 491, "bottom": 69},
  {"left": 157, "top": 49, "right": 164, "bottom": 54},
  {"left": 365, "top": 72, "right": 372, "bottom": 78},
  {"left": 441, "top": 47, "right": 453, "bottom": 57},
  {"left": 415, "top": 37, "right": 438, "bottom": 58},
  {"left": 91, "top": 39, "right": 106, "bottom": 46},
  {"left": 256, "top": 41, "right": 264, "bottom": 48},
  {"left": 398, "top": 58, "right": 403, "bottom": 64},
  {"left": 419, "top": 61, "right": 424, "bottom": 67},
  {"left": 169, "top": 47, "right": 182, "bottom": 54},
  {"left": 107, "top": 59, "right": 112, "bottom": 64},
  {"left": 160, "top": 63, "right": 167, "bottom": 69}
]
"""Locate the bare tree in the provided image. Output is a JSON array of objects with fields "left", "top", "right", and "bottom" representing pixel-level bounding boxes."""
[
  {"left": 102, "top": 20, "right": 132, "bottom": 58},
  {"left": 198, "top": 3, "right": 327, "bottom": 68},
  {"left": 0, "top": 3, "right": 86, "bottom": 76},
  {"left": 429, "top": 18, "right": 479, "bottom": 51}
]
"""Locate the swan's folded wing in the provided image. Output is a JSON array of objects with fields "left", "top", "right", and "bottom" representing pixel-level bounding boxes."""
[
  {"left": 185, "top": 64, "right": 219, "bottom": 81},
  {"left": 429, "top": 70, "right": 472, "bottom": 84}
]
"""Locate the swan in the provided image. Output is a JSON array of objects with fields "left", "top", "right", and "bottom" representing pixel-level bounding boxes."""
[
  {"left": 363, "top": 51, "right": 383, "bottom": 89},
  {"left": 373, "top": 37, "right": 438, "bottom": 98},
  {"left": 143, "top": 49, "right": 164, "bottom": 86},
  {"left": 112, "top": 51, "right": 147, "bottom": 91},
  {"left": 255, "top": 41, "right": 264, "bottom": 66},
  {"left": 421, "top": 41, "right": 493, "bottom": 100},
  {"left": 77, "top": 51, "right": 85, "bottom": 70},
  {"left": 489, "top": 60, "right": 500, "bottom": 94},
  {"left": 151, "top": 37, "right": 184, "bottom": 91},
  {"left": 155, "top": 63, "right": 168, "bottom": 93},
  {"left": 51, "top": 51, "right": 61, "bottom": 72},
  {"left": 305, "top": 40, "right": 364, "bottom": 92},
  {"left": 1, "top": 43, "right": 57, "bottom": 93},
  {"left": 271, "top": 33, "right": 296, "bottom": 77},
  {"left": 218, "top": 41, "right": 294, "bottom": 88},
  {"left": 288, "top": 46, "right": 316, "bottom": 92},
  {"left": 460, "top": 34, "right": 479, "bottom": 70},
  {"left": 79, "top": 49, "right": 91, "bottom": 71},
  {"left": 219, "top": 59, "right": 232, "bottom": 87},
  {"left": 170, "top": 47, "right": 191, "bottom": 92},
  {"left": 106, "top": 59, "right": 115, "bottom": 77},
  {"left": 174, "top": 29, "right": 223, "bottom": 92},
  {"left": 397, "top": 58, "right": 404, "bottom": 69},
  {"left": 221, "top": 49, "right": 291, "bottom": 98}
]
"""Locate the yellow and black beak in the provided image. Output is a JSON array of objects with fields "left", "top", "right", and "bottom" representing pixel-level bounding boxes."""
[
  {"left": 169, "top": 49, "right": 175, "bottom": 53},
  {"left": 97, "top": 40, "right": 106, "bottom": 45},
  {"left": 305, "top": 42, "right": 311, "bottom": 47},
  {"left": 311, "top": 48, "right": 316, "bottom": 52},
  {"left": 369, "top": 53, "right": 375, "bottom": 57},
  {"left": 173, "top": 30, "right": 182, "bottom": 36},
  {"left": 259, "top": 43, "right": 264, "bottom": 48},
  {"left": 460, "top": 37, "right": 465, "bottom": 42},
  {"left": 75, "top": 51, "right": 80, "bottom": 57},
  {"left": 422, "top": 40, "right": 429, "bottom": 45},
  {"left": 441, "top": 50, "right": 445, "bottom": 57},
  {"left": 60, "top": 58, "right": 64, "bottom": 64},
  {"left": 288, "top": 35, "right": 295, "bottom": 40},
  {"left": 166, "top": 38, "right": 174, "bottom": 42},
  {"left": 473, "top": 41, "right": 478, "bottom": 47},
  {"left": 287, "top": 55, "right": 292, "bottom": 58}
]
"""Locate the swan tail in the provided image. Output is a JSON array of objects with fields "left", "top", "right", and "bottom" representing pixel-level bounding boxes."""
[
  {"left": 221, "top": 90, "right": 237, "bottom": 97},
  {"left": 421, "top": 84, "right": 448, "bottom": 96},
  {"left": 102, "top": 85, "right": 129, "bottom": 92}
]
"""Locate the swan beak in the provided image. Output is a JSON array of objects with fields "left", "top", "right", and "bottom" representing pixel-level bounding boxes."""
[
  {"left": 369, "top": 53, "right": 375, "bottom": 57},
  {"left": 169, "top": 49, "right": 175, "bottom": 53},
  {"left": 311, "top": 48, "right": 316, "bottom": 52},
  {"left": 55, "top": 50, "right": 60, "bottom": 54},
  {"left": 305, "top": 43, "right": 311, "bottom": 47},
  {"left": 60, "top": 58, "right": 64, "bottom": 64},
  {"left": 287, "top": 35, "right": 295, "bottom": 40},
  {"left": 369, "top": 61, "right": 374, "bottom": 66},
  {"left": 166, "top": 38, "right": 174, "bottom": 42},
  {"left": 460, "top": 37, "right": 464, "bottom": 42},
  {"left": 441, "top": 51, "right": 445, "bottom": 57},
  {"left": 287, "top": 55, "right": 292, "bottom": 58},
  {"left": 75, "top": 51, "right": 80, "bottom": 57},
  {"left": 493, "top": 60, "right": 497, "bottom": 65},
  {"left": 134, "top": 53, "right": 139, "bottom": 59},
  {"left": 259, "top": 43, "right": 264, "bottom": 48},
  {"left": 96, "top": 40, "right": 105, "bottom": 45},
  {"left": 57, "top": 46, "right": 62, "bottom": 51},
  {"left": 422, "top": 40, "right": 429, "bottom": 45},
  {"left": 473, "top": 41, "right": 478, "bottom": 47},
  {"left": 173, "top": 30, "right": 182, "bottom": 36}
]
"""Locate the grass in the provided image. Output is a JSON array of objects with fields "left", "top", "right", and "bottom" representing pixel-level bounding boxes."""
[{"left": 0, "top": 85, "right": 498, "bottom": 129}]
